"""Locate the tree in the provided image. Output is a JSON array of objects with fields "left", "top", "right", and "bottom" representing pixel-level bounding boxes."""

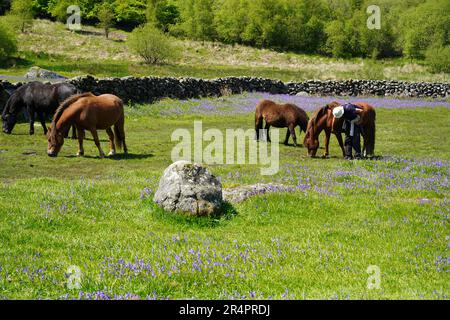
[
  {"left": 10, "top": 0, "right": 34, "bottom": 33},
  {"left": 426, "top": 45, "right": 450, "bottom": 73},
  {"left": 98, "top": 3, "right": 115, "bottom": 38},
  {"left": 128, "top": 23, "right": 179, "bottom": 64},
  {"left": 113, "top": 0, "right": 147, "bottom": 29},
  {"left": 399, "top": 0, "right": 450, "bottom": 59},
  {"left": 146, "top": 0, "right": 180, "bottom": 32},
  {"left": 214, "top": 0, "right": 248, "bottom": 44},
  {"left": 0, "top": 19, "right": 17, "bottom": 63}
]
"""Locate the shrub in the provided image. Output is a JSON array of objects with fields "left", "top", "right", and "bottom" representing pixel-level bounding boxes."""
[
  {"left": 0, "top": 21, "right": 18, "bottom": 63},
  {"left": 425, "top": 45, "right": 450, "bottom": 73},
  {"left": 128, "top": 23, "right": 179, "bottom": 64}
]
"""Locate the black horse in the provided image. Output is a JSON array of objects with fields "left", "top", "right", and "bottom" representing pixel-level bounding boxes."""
[
  {"left": 0, "top": 85, "right": 10, "bottom": 114},
  {"left": 2, "top": 81, "right": 79, "bottom": 135}
]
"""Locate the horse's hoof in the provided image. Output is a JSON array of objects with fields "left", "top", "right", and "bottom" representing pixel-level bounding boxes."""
[
  {"left": 322, "top": 155, "right": 330, "bottom": 159},
  {"left": 108, "top": 151, "right": 116, "bottom": 157},
  {"left": 76, "top": 152, "right": 84, "bottom": 157}
]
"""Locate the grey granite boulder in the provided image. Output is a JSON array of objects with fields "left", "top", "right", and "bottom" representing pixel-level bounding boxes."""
[
  {"left": 154, "top": 161, "right": 223, "bottom": 216},
  {"left": 25, "top": 67, "right": 67, "bottom": 80}
]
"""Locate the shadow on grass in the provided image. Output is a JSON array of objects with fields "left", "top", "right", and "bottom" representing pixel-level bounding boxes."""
[
  {"left": 150, "top": 201, "right": 238, "bottom": 229},
  {"left": 65, "top": 153, "right": 154, "bottom": 160}
]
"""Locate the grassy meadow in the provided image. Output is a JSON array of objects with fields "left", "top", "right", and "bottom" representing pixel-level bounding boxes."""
[
  {"left": 0, "top": 93, "right": 449, "bottom": 299},
  {"left": 0, "top": 19, "right": 449, "bottom": 83}
]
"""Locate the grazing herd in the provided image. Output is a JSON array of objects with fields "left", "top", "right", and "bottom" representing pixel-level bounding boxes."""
[{"left": 1, "top": 81, "right": 376, "bottom": 159}]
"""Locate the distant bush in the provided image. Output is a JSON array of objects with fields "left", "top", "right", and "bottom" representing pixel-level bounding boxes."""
[
  {"left": 0, "top": 21, "right": 18, "bottom": 63},
  {"left": 128, "top": 23, "right": 178, "bottom": 64},
  {"left": 425, "top": 45, "right": 450, "bottom": 73}
]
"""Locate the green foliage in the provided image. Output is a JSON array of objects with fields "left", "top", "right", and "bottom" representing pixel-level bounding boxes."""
[
  {"left": 97, "top": 3, "right": 115, "bottom": 38},
  {"left": 48, "top": 0, "right": 75, "bottom": 22},
  {"left": 10, "top": 0, "right": 35, "bottom": 32},
  {"left": 399, "top": 0, "right": 450, "bottom": 59},
  {"left": 425, "top": 45, "right": 450, "bottom": 73},
  {"left": 2, "top": 0, "right": 449, "bottom": 62},
  {"left": 0, "top": 19, "right": 18, "bottom": 63},
  {"left": 146, "top": 0, "right": 180, "bottom": 32},
  {"left": 128, "top": 23, "right": 178, "bottom": 64},
  {"left": 113, "top": 0, "right": 146, "bottom": 28}
]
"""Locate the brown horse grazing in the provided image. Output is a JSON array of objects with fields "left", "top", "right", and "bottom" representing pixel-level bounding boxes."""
[
  {"left": 303, "top": 101, "right": 376, "bottom": 158},
  {"left": 47, "top": 93, "right": 127, "bottom": 158},
  {"left": 255, "top": 100, "right": 309, "bottom": 147}
]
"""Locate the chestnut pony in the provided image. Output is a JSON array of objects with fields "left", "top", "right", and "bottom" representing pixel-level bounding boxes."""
[
  {"left": 255, "top": 99, "right": 309, "bottom": 147},
  {"left": 47, "top": 93, "right": 127, "bottom": 158},
  {"left": 303, "top": 101, "right": 376, "bottom": 158}
]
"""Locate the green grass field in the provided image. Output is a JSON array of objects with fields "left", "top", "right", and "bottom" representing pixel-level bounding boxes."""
[
  {"left": 0, "top": 19, "right": 448, "bottom": 83},
  {"left": 0, "top": 95, "right": 449, "bottom": 299}
]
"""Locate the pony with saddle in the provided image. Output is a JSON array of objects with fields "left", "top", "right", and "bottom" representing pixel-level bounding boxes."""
[
  {"left": 47, "top": 93, "right": 128, "bottom": 158},
  {"left": 2, "top": 81, "right": 78, "bottom": 136},
  {"left": 303, "top": 101, "right": 376, "bottom": 158},
  {"left": 255, "top": 99, "right": 309, "bottom": 147}
]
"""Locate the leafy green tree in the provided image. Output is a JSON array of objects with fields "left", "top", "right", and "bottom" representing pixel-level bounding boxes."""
[
  {"left": 98, "top": 3, "right": 115, "bottom": 38},
  {"left": 325, "top": 20, "right": 348, "bottom": 58},
  {"left": 241, "top": 0, "right": 287, "bottom": 48},
  {"left": 10, "top": 0, "right": 35, "bottom": 33},
  {"left": 146, "top": 0, "right": 180, "bottom": 32},
  {"left": 113, "top": 0, "right": 146, "bottom": 29},
  {"left": 0, "top": 19, "right": 18, "bottom": 63},
  {"left": 48, "top": 0, "right": 75, "bottom": 22},
  {"left": 214, "top": 0, "right": 248, "bottom": 43},
  {"left": 399, "top": 0, "right": 450, "bottom": 59},
  {"left": 128, "top": 23, "right": 179, "bottom": 64},
  {"left": 425, "top": 45, "right": 450, "bottom": 73}
]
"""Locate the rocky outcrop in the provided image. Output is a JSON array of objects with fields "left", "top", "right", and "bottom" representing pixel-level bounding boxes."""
[
  {"left": 223, "top": 184, "right": 295, "bottom": 204},
  {"left": 25, "top": 67, "right": 67, "bottom": 80}
]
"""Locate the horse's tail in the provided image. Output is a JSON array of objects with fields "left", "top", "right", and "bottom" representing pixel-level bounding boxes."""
[
  {"left": 113, "top": 100, "right": 125, "bottom": 150},
  {"left": 363, "top": 113, "right": 376, "bottom": 157}
]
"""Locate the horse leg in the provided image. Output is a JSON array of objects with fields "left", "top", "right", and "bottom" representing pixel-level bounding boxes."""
[
  {"left": 335, "top": 132, "right": 345, "bottom": 158},
  {"left": 265, "top": 124, "right": 271, "bottom": 143},
  {"left": 284, "top": 129, "right": 290, "bottom": 145},
  {"left": 90, "top": 129, "right": 105, "bottom": 158},
  {"left": 289, "top": 124, "right": 297, "bottom": 147},
  {"left": 323, "top": 129, "right": 331, "bottom": 158},
  {"left": 28, "top": 107, "right": 35, "bottom": 135},
  {"left": 71, "top": 125, "right": 78, "bottom": 140},
  {"left": 37, "top": 112, "right": 47, "bottom": 135},
  {"left": 255, "top": 116, "right": 263, "bottom": 141},
  {"left": 76, "top": 127, "right": 85, "bottom": 157},
  {"left": 106, "top": 127, "right": 116, "bottom": 156}
]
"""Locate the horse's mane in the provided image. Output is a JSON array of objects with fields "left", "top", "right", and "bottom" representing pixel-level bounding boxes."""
[{"left": 52, "top": 92, "right": 94, "bottom": 127}]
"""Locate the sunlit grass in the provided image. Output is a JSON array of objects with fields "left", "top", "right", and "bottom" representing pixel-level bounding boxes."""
[{"left": 0, "top": 95, "right": 448, "bottom": 299}]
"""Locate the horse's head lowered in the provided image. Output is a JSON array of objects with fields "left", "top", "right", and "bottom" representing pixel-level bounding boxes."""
[
  {"left": 303, "top": 105, "right": 330, "bottom": 157},
  {"left": 47, "top": 126, "right": 65, "bottom": 157},
  {"left": 2, "top": 95, "right": 18, "bottom": 134}
]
